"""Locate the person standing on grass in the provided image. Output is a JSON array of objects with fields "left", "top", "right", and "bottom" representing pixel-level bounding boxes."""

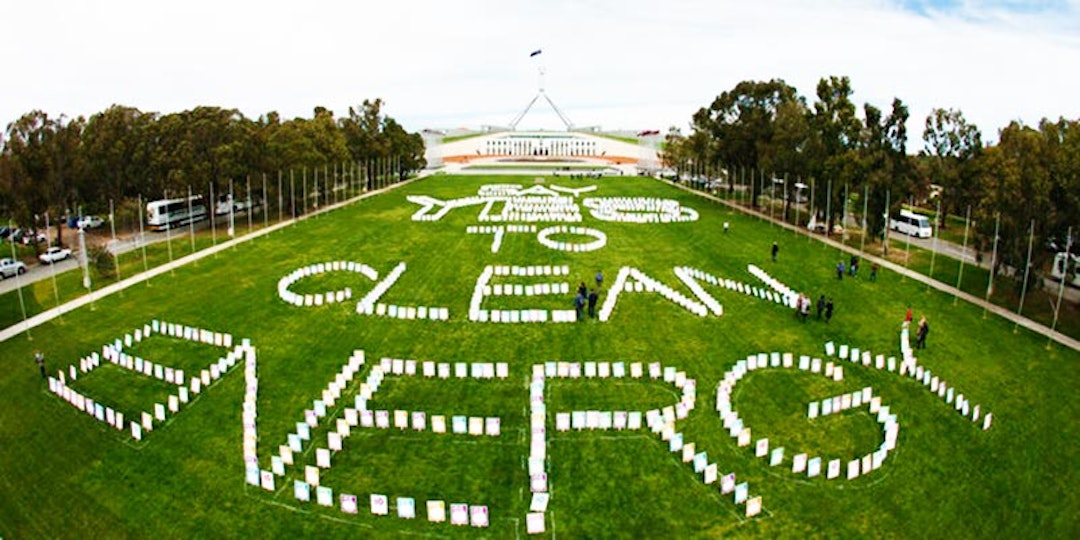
[
  {"left": 849, "top": 255, "right": 859, "bottom": 277},
  {"left": 34, "top": 351, "right": 46, "bottom": 379},
  {"left": 578, "top": 281, "right": 587, "bottom": 299},
  {"left": 595, "top": 270, "right": 603, "bottom": 289},
  {"left": 574, "top": 292, "right": 586, "bottom": 322},
  {"left": 587, "top": 289, "right": 599, "bottom": 319},
  {"left": 837, "top": 261, "right": 845, "bottom": 280},
  {"left": 817, "top": 295, "right": 826, "bottom": 320},
  {"left": 825, "top": 298, "right": 835, "bottom": 323},
  {"left": 916, "top": 316, "right": 930, "bottom": 349},
  {"left": 772, "top": 242, "right": 779, "bottom": 262},
  {"left": 870, "top": 262, "right": 879, "bottom": 282}
]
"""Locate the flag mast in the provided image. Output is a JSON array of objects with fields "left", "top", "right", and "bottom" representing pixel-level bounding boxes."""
[{"left": 509, "top": 48, "right": 573, "bottom": 131}]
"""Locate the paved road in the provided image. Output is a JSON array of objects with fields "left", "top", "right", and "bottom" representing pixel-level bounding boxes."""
[
  {"left": 897, "top": 230, "right": 1080, "bottom": 303},
  {"left": 0, "top": 256, "right": 81, "bottom": 295},
  {"left": 0, "top": 213, "right": 253, "bottom": 295}
]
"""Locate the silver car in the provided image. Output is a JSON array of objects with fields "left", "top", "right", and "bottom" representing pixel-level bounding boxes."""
[{"left": 0, "top": 257, "right": 28, "bottom": 279}]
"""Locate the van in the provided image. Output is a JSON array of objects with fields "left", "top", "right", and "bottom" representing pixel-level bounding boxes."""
[
  {"left": 1051, "top": 252, "right": 1080, "bottom": 287},
  {"left": 890, "top": 210, "right": 933, "bottom": 239}
]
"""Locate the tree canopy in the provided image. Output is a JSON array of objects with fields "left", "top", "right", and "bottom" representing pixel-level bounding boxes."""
[{"left": 0, "top": 100, "right": 426, "bottom": 244}]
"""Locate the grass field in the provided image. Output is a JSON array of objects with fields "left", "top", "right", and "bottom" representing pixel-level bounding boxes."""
[
  {"left": 1, "top": 175, "right": 1078, "bottom": 538},
  {"left": 463, "top": 164, "right": 609, "bottom": 171}
]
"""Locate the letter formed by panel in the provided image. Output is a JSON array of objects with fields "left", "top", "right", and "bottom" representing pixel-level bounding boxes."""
[
  {"left": 253, "top": 350, "right": 507, "bottom": 525},
  {"left": 536, "top": 360, "right": 752, "bottom": 528}
]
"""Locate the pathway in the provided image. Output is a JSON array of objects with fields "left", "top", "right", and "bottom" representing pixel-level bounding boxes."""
[
  {"left": 666, "top": 180, "right": 1080, "bottom": 352},
  {"left": 0, "top": 175, "right": 428, "bottom": 344}
]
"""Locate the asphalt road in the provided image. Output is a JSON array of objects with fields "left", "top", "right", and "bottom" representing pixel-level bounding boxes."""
[
  {"left": 0, "top": 219, "right": 211, "bottom": 295},
  {"left": 897, "top": 231, "right": 1080, "bottom": 303},
  {"left": 0, "top": 255, "right": 81, "bottom": 295}
]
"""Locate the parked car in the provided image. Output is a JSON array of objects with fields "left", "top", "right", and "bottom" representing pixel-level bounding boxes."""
[
  {"left": 39, "top": 246, "right": 72, "bottom": 264},
  {"left": 77, "top": 215, "right": 106, "bottom": 229},
  {"left": 1045, "top": 235, "right": 1074, "bottom": 253},
  {"left": 21, "top": 232, "right": 47, "bottom": 245},
  {"left": 0, "top": 257, "right": 28, "bottom": 278}
]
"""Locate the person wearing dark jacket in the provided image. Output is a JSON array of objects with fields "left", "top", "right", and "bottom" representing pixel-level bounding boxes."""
[{"left": 916, "top": 316, "right": 930, "bottom": 349}]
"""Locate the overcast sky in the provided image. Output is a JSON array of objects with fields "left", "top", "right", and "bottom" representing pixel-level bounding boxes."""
[{"left": 2, "top": 0, "right": 1078, "bottom": 149}]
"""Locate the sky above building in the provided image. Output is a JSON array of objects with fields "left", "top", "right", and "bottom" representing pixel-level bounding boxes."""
[{"left": 2, "top": 0, "right": 1077, "bottom": 149}]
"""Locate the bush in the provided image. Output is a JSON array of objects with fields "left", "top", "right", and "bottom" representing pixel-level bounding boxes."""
[{"left": 89, "top": 244, "right": 117, "bottom": 281}]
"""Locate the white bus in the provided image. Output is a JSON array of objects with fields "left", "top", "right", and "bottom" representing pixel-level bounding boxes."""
[
  {"left": 1051, "top": 251, "right": 1080, "bottom": 287},
  {"left": 146, "top": 195, "right": 208, "bottom": 231},
  {"left": 890, "top": 209, "right": 933, "bottom": 239}
]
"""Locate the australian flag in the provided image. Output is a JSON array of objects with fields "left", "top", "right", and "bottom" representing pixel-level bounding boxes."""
[{"left": 529, "top": 49, "right": 542, "bottom": 57}]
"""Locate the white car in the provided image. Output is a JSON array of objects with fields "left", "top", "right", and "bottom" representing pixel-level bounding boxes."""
[
  {"left": 77, "top": 215, "right": 106, "bottom": 229},
  {"left": 0, "top": 257, "right": 28, "bottom": 279},
  {"left": 39, "top": 247, "right": 72, "bottom": 264}
]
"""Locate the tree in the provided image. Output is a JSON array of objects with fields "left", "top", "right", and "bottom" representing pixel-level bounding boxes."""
[
  {"left": 382, "top": 118, "right": 426, "bottom": 179},
  {"left": 922, "top": 108, "right": 982, "bottom": 227},
  {"left": 658, "top": 126, "right": 689, "bottom": 175},
  {"left": 82, "top": 105, "right": 156, "bottom": 202},
  {"left": 980, "top": 122, "right": 1052, "bottom": 289},
  {"left": 2, "top": 111, "right": 85, "bottom": 248},
  {"left": 807, "top": 76, "right": 862, "bottom": 232},
  {"left": 690, "top": 79, "right": 800, "bottom": 206},
  {"left": 761, "top": 99, "right": 811, "bottom": 221}
]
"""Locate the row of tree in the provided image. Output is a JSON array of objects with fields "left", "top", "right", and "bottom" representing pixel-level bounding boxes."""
[
  {"left": 0, "top": 99, "right": 426, "bottom": 243},
  {"left": 661, "top": 76, "right": 1080, "bottom": 284}
]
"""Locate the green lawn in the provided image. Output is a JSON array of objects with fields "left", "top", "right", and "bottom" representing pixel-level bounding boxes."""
[
  {"left": 442, "top": 133, "right": 485, "bottom": 144},
  {"left": 1, "top": 175, "right": 1078, "bottom": 538},
  {"left": 591, "top": 133, "right": 639, "bottom": 145},
  {"left": 463, "top": 164, "right": 609, "bottom": 171}
]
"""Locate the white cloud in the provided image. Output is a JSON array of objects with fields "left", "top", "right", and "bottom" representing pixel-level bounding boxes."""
[{"left": 1, "top": 0, "right": 1077, "bottom": 149}]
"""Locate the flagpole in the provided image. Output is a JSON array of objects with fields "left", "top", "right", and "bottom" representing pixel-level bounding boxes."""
[
  {"left": 904, "top": 197, "right": 913, "bottom": 275},
  {"left": 808, "top": 176, "right": 815, "bottom": 243},
  {"left": 9, "top": 218, "right": 30, "bottom": 339},
  {"left": 45, "top": 212, "right": 62, "bottom": 317},
  {"left": 860, "top": 183, "right": 868, "bottom": 255},
  {"left": 109, "top": 199, "right": 121, "bottom": 286},
  {"left": 1049, "top": 226, "right": 1073, "bottom": 348},
  {"left": 928, "top": 196, "right": 941, "bottom": 287},
  {"left": 263, "top": 172, "right": 269, "bottom": 232},
  {"left": 165, "top": 189, "right": 174, "bottom": 273},
  {"left": 138, "top": 194, "right": 150, "bottom": 282},
  {"left": 187, "top": 186, "right": 196, "bottom": 255},
  {"left": 210, "top": 182, "right": 217, "bottom": 248},
  {"left": 247, "top": 175, "right": 253, "bottom": 235},
  {"left": 983, "top": 212, "right": 1000, "bottom": 318},
  {"left": 1015, "top": 219, "right": 1036, "bottom": 332},
  {"left": 228, "top": 178, "right": 236, "bottom": 238},
  {"left": 825, "top": 179, "right": 832, "bottom": 241},
  {"left": 953, "top": 205, "right": 971, "bottom": 305}
]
